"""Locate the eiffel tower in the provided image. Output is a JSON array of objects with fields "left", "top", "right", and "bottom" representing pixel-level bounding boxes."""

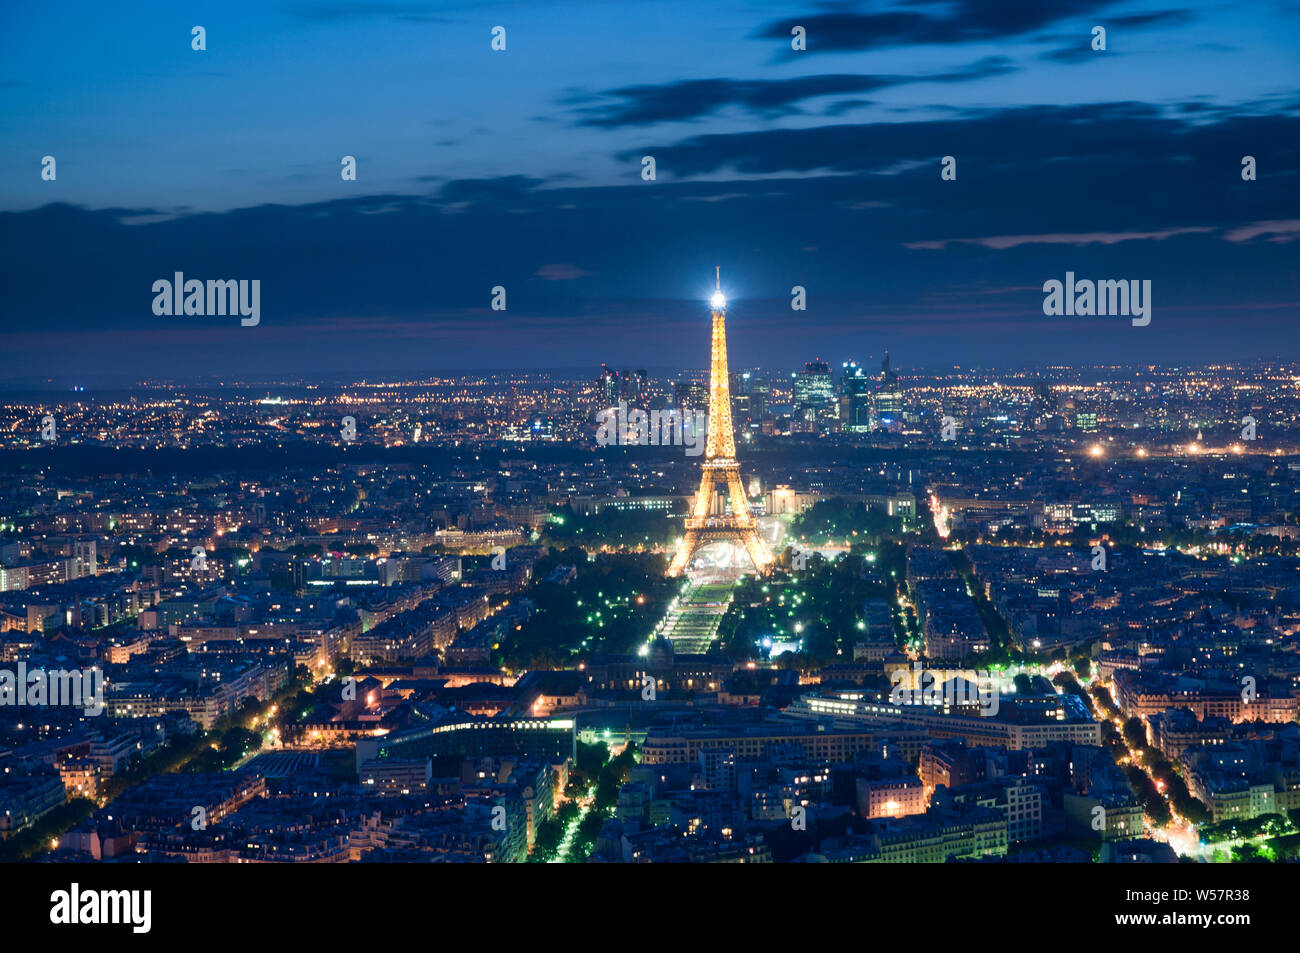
[{"left": 667, "top": 269, "right": 774, "bottom": 577}]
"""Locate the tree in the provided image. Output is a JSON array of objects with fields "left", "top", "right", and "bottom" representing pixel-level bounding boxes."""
[
  {"left": 1231, "top": 843, "right": 1269, "bottom": 863},
  {"left": 1122, "top": 717, "right": 1147, "bottom": 749}
]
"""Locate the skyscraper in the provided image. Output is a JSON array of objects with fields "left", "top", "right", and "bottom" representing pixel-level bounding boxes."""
[
  {"left": 674, "top": 374, "right": 709, "bottom": 412},
  {"left": 620, "top": 369, "right": 648, "bottom": 404},
  {"left": 875, "top": 351, "right": 904, "bottom": 427},
  {"left": 599, "top": 365, "right": 619, "bottom": 408},
  {"left": 730, "top": 371, "right": 752, "bottom": 431},
  {"left": 839, "top": 360, "right": 872, "bottom": 432},
  {"left": 793, "top": 360, "right": 835, "bottom": 429}
]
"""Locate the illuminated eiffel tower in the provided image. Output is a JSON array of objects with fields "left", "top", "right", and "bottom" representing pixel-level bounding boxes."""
[{"left": 667, "top": 269, "right": 774, "bottom": 577}]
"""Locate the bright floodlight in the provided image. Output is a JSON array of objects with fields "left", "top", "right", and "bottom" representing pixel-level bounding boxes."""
[{"left": 710, "top": 291, "right": 726, "bottom": 309}]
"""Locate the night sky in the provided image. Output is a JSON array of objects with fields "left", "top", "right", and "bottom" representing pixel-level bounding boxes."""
[{"left": 1, "top": 0, "right": 1298, "bottom": 382}]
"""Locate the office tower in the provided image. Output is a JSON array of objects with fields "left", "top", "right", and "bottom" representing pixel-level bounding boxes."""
[
  {"left": 793, "top": 361, "right": 834, "bottom": 426},
  {"left": 730, "top": 371, "right": 752, "bottom": 429},
  {"left": 599, "top": 365, "right": 619, "bottom": 408},
  {"left": 839, "top": 360, "right": 872, "bottom": 432},
  {"left": 620, "top": 369, "right": 648, "bottom": 404},
  {"left": 674, "top": 374, "right": 709, "bottom": 412},
  {"left": 875, "top": 351, "right": 904, "bottom": 427}
]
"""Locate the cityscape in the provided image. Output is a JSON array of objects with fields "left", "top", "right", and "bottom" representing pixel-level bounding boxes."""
[
  {"left": 4, "top": 343, "right": 1300, "bottom": 867},
  {"left": 0, "top": 0, "right": 1297, "bottom": 931}
]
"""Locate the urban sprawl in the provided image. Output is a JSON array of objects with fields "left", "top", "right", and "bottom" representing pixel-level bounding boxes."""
[{"left": 2, "top": 358, "right": 1299, "bottom": 864}]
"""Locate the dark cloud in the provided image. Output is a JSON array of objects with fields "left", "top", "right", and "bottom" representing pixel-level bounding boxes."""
[
  {"left": 3, "top": 100, "right": 1298, "bottom": 376},
  {"left": 1109, "top": 9, "right": 1195, "bottom": 27},
  {"left": 822, "top": 98, "right": 875, "bottom": 117},
  {"left": 436, "top": 175, "right": 546, "bottom": 204},
  {"left": 754, "top": 1, "right": 1119, "bottom": 54},
  {"left": 1039, "top": 8, "right": 1194, "bottom": 58},
  {"left": 1039, "top": 43, "right": 1105, "bottom": 63},
  {"left": 622, "top": 103, "right": 1300, "bottom": 199},
  {"left": 567, "top": 57, "right": 1017, "bottom": 127}
]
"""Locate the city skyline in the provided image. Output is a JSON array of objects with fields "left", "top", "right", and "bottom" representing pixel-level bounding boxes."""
[{"left": 4, "top": 357, "right": 1300, "bottom": 874}]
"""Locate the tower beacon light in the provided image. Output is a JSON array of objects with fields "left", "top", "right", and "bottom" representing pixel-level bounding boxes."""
[{"left": 710, "top": 266, "right": 725, "bottom": 310}]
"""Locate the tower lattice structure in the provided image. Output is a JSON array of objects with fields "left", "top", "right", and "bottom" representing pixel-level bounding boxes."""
[{"left": 667, "top": 270, "right": 774, "bottom": 577}]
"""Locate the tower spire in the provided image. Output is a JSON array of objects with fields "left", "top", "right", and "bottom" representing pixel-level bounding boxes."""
[{"left": 715, "top": 265, "right": 720, "bottom": 292}]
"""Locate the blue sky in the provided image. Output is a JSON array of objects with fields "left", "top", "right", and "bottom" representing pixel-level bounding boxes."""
[{"left": 1, "top": 0, "right": 1298, "bottom": 378}]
